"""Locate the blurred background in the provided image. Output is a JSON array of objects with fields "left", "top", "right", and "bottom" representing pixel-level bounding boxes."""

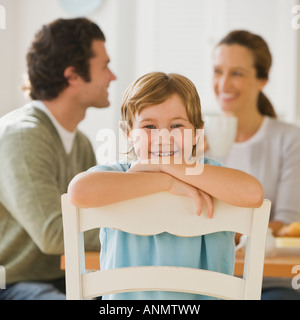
[{"left": 0, "top": 0, "right": 299, "bottom": 155}]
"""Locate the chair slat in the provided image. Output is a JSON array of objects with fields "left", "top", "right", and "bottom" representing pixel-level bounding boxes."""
[
  {"left": 78, "top": 192, "right": 254, "bottom": 236},
  {"left": 82, "top": 266, "right": 246, "bottom": 300}
]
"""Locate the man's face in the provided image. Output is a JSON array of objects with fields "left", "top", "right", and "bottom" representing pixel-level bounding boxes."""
[{"left": 78, "top": 40, "right": 116, "bottom": 109}]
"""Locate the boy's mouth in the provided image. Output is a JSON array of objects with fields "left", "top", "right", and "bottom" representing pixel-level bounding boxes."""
[{"left": 150, "top": 151, "right": 177, "bottom": 157}]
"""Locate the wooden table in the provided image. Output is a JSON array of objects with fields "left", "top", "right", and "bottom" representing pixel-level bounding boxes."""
[
  {"left": 234, "top": 251, "right": 300, "bottom": 278},
  {"left": 61, "top": 251, "right": 300, "bottom": 278}
]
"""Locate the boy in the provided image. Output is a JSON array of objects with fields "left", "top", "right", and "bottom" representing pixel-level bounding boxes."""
[{"left": 68, "top": 72, "right": 263, "bottom": 299}]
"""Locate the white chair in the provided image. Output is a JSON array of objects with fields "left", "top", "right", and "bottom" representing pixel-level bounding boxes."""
[{"left": 61, "top": 192, "right": 271, "bottom": 300}]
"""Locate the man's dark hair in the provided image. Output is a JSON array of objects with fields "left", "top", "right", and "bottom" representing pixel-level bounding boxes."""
[{"left": 25, "top": 18, "right": 105, "bottom": 100}]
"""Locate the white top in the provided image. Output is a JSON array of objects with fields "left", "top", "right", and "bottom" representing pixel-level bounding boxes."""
[
  {"left": 33, "top": 100, "right": 76, "bottom": 154},
  {"left": 219, "top": 116, "right": 300, "bottom": 224}
]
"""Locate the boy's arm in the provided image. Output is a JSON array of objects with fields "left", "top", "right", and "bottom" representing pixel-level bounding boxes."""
[
  {"left": 68, "top": 171, "right": 170, "bottom": 208},
  {"left": 130, "top": 162, "right": 264, "bottom": 208},
  {"left": 68, "top": 171, "right": 212, "bottom": 216}
]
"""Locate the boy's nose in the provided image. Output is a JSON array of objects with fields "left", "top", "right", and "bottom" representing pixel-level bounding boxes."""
[{"left": 151, "top": 129, "right": 172, "bottom": 145}]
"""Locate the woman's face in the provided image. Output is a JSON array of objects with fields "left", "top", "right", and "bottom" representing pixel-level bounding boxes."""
[{"left": 213, "top": 44, "right": 267, "bottom": 116}]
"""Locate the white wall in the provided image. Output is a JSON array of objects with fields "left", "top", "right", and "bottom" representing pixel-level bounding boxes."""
[
  {"left": 1, "top": 0, "right": 300, "bottom": 158},
  {"left": 0, "top": 0, "right": 17, "bottom": 116},
  {"left": 133, "top": 0, "right": 300, "bottom": 122}
]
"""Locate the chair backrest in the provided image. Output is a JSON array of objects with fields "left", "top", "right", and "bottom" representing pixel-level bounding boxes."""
[{"left": 61, "top": 192, "right": 271, "bottom": 300}]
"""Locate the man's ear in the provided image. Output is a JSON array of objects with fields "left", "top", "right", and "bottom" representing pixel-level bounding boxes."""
[{"left": 64, "top": 66, "right": 79, "bottom": 86}]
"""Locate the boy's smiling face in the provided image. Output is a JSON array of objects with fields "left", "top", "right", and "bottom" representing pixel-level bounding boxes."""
[{"left": 131, "top": 93, "right": 196, "bottom": 162}]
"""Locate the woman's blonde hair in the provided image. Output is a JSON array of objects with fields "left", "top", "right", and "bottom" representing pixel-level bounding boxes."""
[{"left": 121, "top": 72, "right": 204, "bottom": 133}]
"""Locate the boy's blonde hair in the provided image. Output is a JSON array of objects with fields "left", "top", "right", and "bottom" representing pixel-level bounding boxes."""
[{"left": 121, "top": 72, "right": 204, "bottom": 133}]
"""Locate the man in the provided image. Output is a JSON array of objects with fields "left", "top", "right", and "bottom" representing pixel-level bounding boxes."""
[{"left": 0, "top": 18, "right": 116, "bottom": 299}]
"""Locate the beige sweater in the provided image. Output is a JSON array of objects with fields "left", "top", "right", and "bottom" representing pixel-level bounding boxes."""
[{"left": 0, "top": 103, "right": 98, "bottom": 284}]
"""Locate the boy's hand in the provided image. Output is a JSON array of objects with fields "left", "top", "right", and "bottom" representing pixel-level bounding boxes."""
[
  {"left": 168, "top": 176, "right": 214, "bottom": 218},
  {"left": 128, "top": 160, "right": 161, "bottom": 173},
  {"left": 128, "top": 160, "right": 214, "bottom": 218}
]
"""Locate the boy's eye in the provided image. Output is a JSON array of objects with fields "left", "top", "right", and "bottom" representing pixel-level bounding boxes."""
[
  {"left": 171, "top": 124, "right": 183, "bottom": 129},
  {"left": 232, "top": 71, "right": 243, "bottom": 77},
  {"left": 144, "top": 125, "right": 156, "bottom": 129}
]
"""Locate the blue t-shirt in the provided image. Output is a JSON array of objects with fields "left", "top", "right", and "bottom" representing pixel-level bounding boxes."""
[{"left": 88, "top": 158, "right": 235, "bottom": 300}]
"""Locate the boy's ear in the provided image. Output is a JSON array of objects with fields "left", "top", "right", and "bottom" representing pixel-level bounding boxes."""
[
  {"left": 64, "top": 66, "right": 79, "bottom": 86},
  {"left": 119, "top": 121, "right": 131, "bottom": 140},
  {"left": 193, "top": 128, "right": 203, "bottom": 146},
  {"left": 126, "top": 130, "right": 131, "bottom": 140},
  {"left": 192, "top": 128, "right": 205, "bottom": 158}
]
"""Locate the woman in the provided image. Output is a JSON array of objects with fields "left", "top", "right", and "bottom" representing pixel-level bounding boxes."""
[{"left": 211, "top": 30, "right": 300, "bottom": 300}]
